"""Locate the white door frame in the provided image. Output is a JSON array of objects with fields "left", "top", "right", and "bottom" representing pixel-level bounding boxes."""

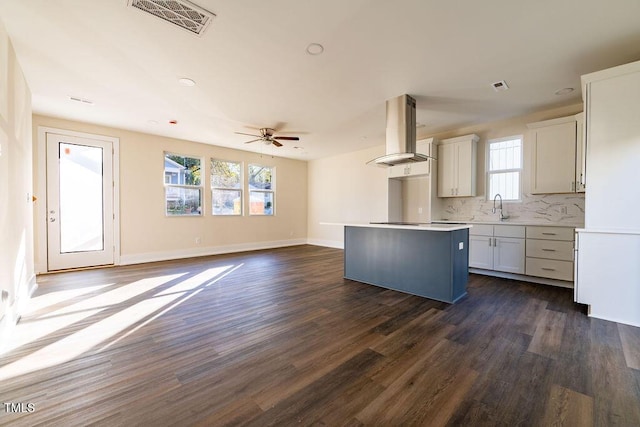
[{"left": 36, "top": 127, "right": 120, "bottom": 273}]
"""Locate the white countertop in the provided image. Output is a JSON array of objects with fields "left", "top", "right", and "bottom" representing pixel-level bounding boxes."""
[
  {"left": 433, "top": 220, "right": 584, "bottom": 228},
  {"left": 321, "top": 222, "right": 472, "bottom": 232}
]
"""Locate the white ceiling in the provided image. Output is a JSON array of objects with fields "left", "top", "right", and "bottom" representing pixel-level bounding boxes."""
[{"left": 1, "top": 0, "right": 639, "bottom": 160}]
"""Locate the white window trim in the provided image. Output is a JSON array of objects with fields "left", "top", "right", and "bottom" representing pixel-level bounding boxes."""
[
  {"left": 164, "top": 152, "right": 203, "bottom": 217},
  {"left": 211, "top": 158, "right": 243, "bottom": 216},
  {"left": 248, "top": 164, "right": 275, "bottom": 216},
  {"left": 486, "top": 135, "right": 523, "bottom": 202}
]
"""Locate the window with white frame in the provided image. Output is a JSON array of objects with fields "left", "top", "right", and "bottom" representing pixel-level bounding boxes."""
[
  {"left": 487, "top": 136, "right": 522, "bottom": 201},
  {"left": 164, "top": 153, "right": 202, "bottom": 216},
  {"left": 248, "top": 164, "right": 275, "bottom": 215},
  {"left": 211, "top": 159, "right": 242, "bottom": 215}
]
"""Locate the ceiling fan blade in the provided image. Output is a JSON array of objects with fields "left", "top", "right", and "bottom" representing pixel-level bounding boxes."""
[
  {"left": 235, "top": 131, "right": 260, "bottom": 137},
  {"left": 272, "top": 140, "right": 283, "bottom": 147},
  {"left": 273, "top": 136, "right": 299, "bottom": 141},
  {"left": 244, "top": 138, "right": 262, "bottom": 144}
]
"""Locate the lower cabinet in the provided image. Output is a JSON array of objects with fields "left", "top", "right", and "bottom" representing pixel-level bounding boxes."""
[
  {"left": 525, "top": 226, "right": 575, "bottom": 281},
  {"left": 469, "top": 225, "right": 525, "bottom": 274},
  {"left": 468, "top": 223, "right": 576, "bottom": 284}
]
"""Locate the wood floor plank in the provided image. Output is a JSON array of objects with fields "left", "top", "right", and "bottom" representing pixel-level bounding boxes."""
[
  {"left": 527, "top": 308, "right": 567, "bottom": 360},
  {"left": 539, "top": 384, "right": 594, "bottom": 427},
  {"left": 618, "top": 323, "right": 640, "bottom": 370},
  {"left": 1, "top": 245, "right": 639, "bottom": 425}
]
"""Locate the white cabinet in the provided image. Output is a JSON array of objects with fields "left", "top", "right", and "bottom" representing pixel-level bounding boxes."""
[
  {"left": 437, "top": 134, "right": 478, "bottom": 197},
  {"left": 469, "top": 224, "right": 525, "bottom": 274},
  {"left": 576, "top": 60, "right": 640, "bottom": 327},
  {"left": 525, "top": 226, "right": 575, "bottom": 282},
  {"left": 388, "top": 138, "right": 434, "bottom": 178},
  {"left": 528, "top": 116, "right": 577, "bottom": 194}
]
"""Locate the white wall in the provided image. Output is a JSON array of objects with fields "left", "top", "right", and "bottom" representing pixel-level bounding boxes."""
[
  {"left": 32, "top": 115, "right": 308, "bottom": 267},
  {"left": 0, "top": 21, "right": 35, "bottom": 347},
  {"left": 307, "top": 145, "right": 389, "bottom": 248}
]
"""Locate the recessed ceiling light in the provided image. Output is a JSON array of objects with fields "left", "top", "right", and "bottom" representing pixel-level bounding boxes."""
[
  {"left": 178, "top": 77, "right": 196, "bottom": 86},
  {"left": 147, "top": 120, "right": 158, "bottom": 125},
  {"left": 554, "top": 87, "right": 574, "bottom": 96},
  {"left": 305, "top": 43, "right": 324, "bottom": 55}
]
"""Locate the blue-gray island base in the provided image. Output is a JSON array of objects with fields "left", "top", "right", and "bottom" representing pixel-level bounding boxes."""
[{"left": 344, "top": 225, "right": 470, "bottom": 303}]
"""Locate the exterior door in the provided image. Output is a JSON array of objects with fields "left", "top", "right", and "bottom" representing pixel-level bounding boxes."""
[{"left": 46, "top": 133, "right": 114, "bottom": 270}]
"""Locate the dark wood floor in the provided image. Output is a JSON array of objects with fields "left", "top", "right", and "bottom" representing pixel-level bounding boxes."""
[{"left": 1, "top": 245, "right": 639, "bottom": 426}]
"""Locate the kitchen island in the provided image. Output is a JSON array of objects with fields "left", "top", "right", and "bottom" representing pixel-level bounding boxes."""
[{"left": 343, "top": 223, "right": 471, "bottom": 303}]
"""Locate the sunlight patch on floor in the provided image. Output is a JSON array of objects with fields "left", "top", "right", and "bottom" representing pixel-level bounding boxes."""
[{"left": 0, "top": 266, "right": 239, "bottom": 381}]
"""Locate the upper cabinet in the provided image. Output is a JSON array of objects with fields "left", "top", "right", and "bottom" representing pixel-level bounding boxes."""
[
  {"left": 527, "top": 115, "right": 583, "bottom": 194},
  {"left": 437, "top": 134, "right": 478, "bottom": 197},
  {"left": 388, "top": 137, "right": 435, "bottom": 178}
]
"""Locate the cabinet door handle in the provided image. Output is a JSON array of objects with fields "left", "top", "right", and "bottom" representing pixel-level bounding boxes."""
[
  {"left": 488, "top": 238, "right": 492, "bottom": 247},
  {"left": 541, "top": 267, "right": 556, "bottom": 271},
  {"left": 542, "top": 248, "right": 556, "bottom": 252},
  {"left": 542, "top": 232, "right": 556, "bottom": 236},
  {"left": 571, "top": 181, "right": 576, "bottom": 192}
]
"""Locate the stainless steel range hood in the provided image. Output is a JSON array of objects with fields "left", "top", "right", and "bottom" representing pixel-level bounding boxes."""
[{"left": 367, "top": 94, "right": 432, "bottom": 167}]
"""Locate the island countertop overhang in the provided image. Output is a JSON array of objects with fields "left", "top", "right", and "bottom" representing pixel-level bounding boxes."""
[{"left": 320, "top": 222, "right": 472, "bottom": 232}]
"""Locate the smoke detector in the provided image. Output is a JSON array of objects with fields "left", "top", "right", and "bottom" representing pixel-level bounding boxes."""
[
  {"left": 491, "top": 80, "right": 509, "bottom": 92},
  {"left": 128, "top": 0, "right": 215, "bottom": 36}
]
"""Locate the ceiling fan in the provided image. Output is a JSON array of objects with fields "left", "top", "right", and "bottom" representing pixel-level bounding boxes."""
[{"left": 235, "top": 128, "right": 299, "bottom": 147}]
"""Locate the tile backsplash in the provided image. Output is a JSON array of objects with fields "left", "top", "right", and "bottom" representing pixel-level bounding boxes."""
[{"left": 437, "top": 193, "right": 585, "bottom": 226}]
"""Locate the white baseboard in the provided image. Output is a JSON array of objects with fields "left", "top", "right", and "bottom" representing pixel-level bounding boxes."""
[
  {"left": 306, "top": 238, "right": 344, "bottom": 249},
  {"left": 119, "top": 239, "right": 308, "bottom": 265}
]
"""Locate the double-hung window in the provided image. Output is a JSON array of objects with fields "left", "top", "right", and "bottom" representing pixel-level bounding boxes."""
[
  {"left": 487, "top": 136, "right": 522, "bottom": 201},
  {"left": 211, "top": 159, "right": 242, "bottom": 215},
  {"left": 164, "top": 153, "right": 202, "bottom": 216},
  {"left": 248, "top": 164, "right": 275, "bottom": 215}
]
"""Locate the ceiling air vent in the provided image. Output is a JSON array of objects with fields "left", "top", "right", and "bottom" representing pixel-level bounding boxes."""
[{"left": 128, "top": 0, "right": 215, "bottom": 36}]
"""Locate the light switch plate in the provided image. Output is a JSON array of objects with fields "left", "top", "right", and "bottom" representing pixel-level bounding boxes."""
[{"left": 458, "top": 242, "right": 464, "bottom": 250}]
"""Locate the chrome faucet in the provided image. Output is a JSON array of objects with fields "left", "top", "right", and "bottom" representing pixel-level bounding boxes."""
[{"left": 492, "top": 193, "right": 508, "bottom": 221}]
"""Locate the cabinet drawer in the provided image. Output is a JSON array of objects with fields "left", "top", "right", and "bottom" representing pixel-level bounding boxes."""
[
  {"left": 469, "top": 224, "right": 493, "bottom": 236},
  {"left": 526, "top": 226, "right": 574, "bottom": 241},
  {"left": 494, "top": 225, "right": 525, "bottom": 238},
  {"left": 526, "top": 258, "right": 574, "bottom": 281},
  {"left": 526, "top": 239, "right": 574, "bottom": 261}
]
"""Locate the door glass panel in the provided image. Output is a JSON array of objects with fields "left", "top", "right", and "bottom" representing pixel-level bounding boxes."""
[{"left": 59, "top": 142, "right": 104, "bottom": 253}]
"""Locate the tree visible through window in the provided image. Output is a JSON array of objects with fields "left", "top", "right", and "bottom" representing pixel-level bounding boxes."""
[
  {"left": 248, "top": 164, "right": 274, "bottom": 215},
  {"left": 487, "top": 136, "right": 522, "bottom": 201},
  {"left": 211, "top": 159, "right": 242, "bottom": 215},
  {"left": 164, "top": 153, "right": 202, "bottom": 216}
]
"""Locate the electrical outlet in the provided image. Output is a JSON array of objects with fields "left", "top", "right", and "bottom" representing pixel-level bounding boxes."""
[{"left": 560, "top": 206, "right": 568, "bottom": 214}]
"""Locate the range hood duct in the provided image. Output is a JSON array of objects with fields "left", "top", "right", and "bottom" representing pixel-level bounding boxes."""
[{"left": 367, "top": 94, "right": 433, "bottom": 167}]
